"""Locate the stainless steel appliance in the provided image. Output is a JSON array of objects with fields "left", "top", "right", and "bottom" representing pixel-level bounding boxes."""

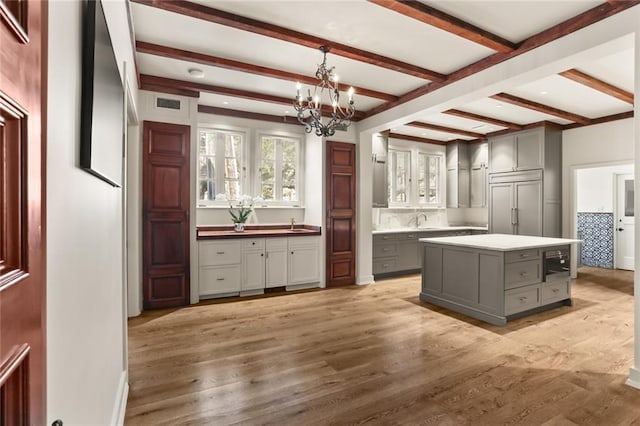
[{"left": 544, "top": 248, "right": 570, "bottom": 282}]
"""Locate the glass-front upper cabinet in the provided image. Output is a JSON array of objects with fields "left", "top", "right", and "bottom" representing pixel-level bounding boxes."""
[{"left": 418, "top": 153, "right": 441, "bottom": 205}]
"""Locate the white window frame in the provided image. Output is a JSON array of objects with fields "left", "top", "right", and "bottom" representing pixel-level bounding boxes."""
[
  {"left": 255, "top": 133, "right": 303, "bottom": 206},
  {"left": 417, "top": 151, "right": 444, "bottom": 207},
  {"left": 197, "top": 127, "right": 247, "bottom": 206},
  {"left": 388, "top": 148, "right": 412, "bottom": 206}
]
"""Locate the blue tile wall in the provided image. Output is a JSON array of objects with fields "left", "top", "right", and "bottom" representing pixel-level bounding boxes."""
[{"left": 576, "top": 212, "right": 613, "bottom": 269}]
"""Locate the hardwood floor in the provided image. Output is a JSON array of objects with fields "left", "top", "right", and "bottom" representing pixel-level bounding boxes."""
[{"left": 126, "top": 267, "right": 639, "bottom": 425}]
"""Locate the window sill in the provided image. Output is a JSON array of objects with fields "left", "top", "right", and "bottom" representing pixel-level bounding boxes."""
[{"left": 197, "top": 205, "right": 305, "bottom": 209}]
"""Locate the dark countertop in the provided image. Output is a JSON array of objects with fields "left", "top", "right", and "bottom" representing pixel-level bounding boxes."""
[{"left": 197, "top": 225, "right": 321, "bottom": 240}]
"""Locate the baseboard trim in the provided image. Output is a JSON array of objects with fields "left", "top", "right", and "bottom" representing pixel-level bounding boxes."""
[
  {"left": 111, "top": 370, "right": 129, "bottom": 426},
  {"left": 626, "top": 367, "right": 640, "bottom": 390},
  {"left": 356, "top": 275, "right": 374, "bottom": 285}
]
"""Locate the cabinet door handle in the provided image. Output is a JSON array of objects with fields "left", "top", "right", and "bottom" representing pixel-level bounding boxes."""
[
  {"left": 216, "top": 251, "right": 225, "bottom": 255},
  {"left": 511, "top": 208, "right": 516, "bottom": 225},
  {"left": 514, "top": 207, "right": 518, "bottom": 225},
  {"left": 291, "top": 251, "right": 294, "bottom": 255},
  {"left": 261, "top": 253, "right": 264, "bottom": 257}
]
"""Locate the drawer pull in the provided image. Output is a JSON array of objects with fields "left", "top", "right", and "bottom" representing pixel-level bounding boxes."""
[
  {"left": 518, "top": 296, "right": 528, "bottom": 302},
  {"left": 408, "top": 235, "right": 414, "bottom": 238},
  {"left": 520, "top": 272, "right": 529, "bottom": 277},
  {"left": 216, "top": 278, "right": 225, "bottom": 281},
  {"left": 216, "top": 251, "right": 225, "bottom": 255},
  {"left": 520, "top": 254, "right": 528, "bottom": 258},
  {"left": 383, "top": 248, "right": 390, "bottom": 251},
  {"left": 383, "top": 264, "right": 389, "bottom": 268},
  {"left": 552, "top": 288, "right": 559, "bottom": 293}
]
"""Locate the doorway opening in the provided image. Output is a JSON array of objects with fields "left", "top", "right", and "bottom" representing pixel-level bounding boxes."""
[{"left": 574, "top": 163, "right": 634, "bottom": 270}]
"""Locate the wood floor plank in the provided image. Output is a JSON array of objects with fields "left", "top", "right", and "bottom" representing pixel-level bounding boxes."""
[{"left": 126, "top": 267, "right": 640, "bottom": 425}]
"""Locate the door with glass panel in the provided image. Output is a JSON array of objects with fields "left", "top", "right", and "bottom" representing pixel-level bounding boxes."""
[{"left": 615, "top": 173, "right": 634, "bottom": 271}]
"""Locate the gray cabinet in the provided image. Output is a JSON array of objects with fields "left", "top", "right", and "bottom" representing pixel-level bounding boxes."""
[
  {"left": 373, "top": 229, "right": 473, "bottom": 278},
  {"left": 488, "top": 128, "right": 544, "bottom": 174},
  {"left": 488, "top": 171, "right": 543, "bottom": 236},
  {"left": 469, "top": 143, "right": 488, "bottom": 208},
  {"left": 372, "top": 133, "right": 388, "bottom": 207},
  {"left": 446, "top": 142, "right": 469, "bottom": 208},
  {"left": 488, "top": 125, "right": 561, "bottom": 237}
]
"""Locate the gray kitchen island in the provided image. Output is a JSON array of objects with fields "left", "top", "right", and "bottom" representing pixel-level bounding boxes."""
[{"left": 420, "top": 234, "right": 581, "bottom": 326}]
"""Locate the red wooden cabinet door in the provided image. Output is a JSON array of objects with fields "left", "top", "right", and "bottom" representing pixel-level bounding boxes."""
[
  {"left": 142, "top": 121, "right": 191, "bottom": 309},
  {"left": 326, "top": 141, "right": 356, "bottom": 287},
  {"left": 0, "top": 0, "right": 47, "bottom": 424}
]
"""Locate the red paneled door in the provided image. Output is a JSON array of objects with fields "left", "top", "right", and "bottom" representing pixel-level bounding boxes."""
[
  {"left": 142, "top": 121, "right": 191, "bottom": 309},
  {"left": 326, "top": 141, "right": 356, "bottom": 287},
  {"left": 0, "top": 0, "right": 48, "bottom": 424}
]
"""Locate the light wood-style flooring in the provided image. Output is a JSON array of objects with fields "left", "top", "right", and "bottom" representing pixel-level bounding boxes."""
[{"left": 126, "top": 267, "right": 639, "bottom": 425}]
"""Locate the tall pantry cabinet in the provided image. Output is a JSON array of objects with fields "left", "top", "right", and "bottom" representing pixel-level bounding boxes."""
[{"left": 487, "top": 126, "right": 562, "bottom": 237}]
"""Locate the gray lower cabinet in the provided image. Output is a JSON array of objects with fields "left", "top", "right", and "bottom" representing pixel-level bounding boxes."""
[
  {"left": 420, "top": 243, "right": 571, "bottom": 326},
  {"left": 373, "top": 229, "right": 474, "bottom": 278}
]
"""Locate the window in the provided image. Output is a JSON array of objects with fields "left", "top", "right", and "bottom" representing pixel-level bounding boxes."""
[
  {"left": 418, "top": 153, "right": 441, "bottom": 204},
  {"left": 388, "top": 149, "right": 411, "bottom": 204},
  {"left": 259, "top": 135, "right": 300, "bottom": 203},
  {"left": 198, "top": 129, "right": 244, "bottom": 202}
]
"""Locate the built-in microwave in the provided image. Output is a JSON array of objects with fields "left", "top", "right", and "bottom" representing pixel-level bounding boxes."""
[{"left": 544, "top": 248, "right": 570, "bottom": 282}]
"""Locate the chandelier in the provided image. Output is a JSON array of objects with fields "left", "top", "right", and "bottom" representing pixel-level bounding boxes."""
[{"left": 294, "top": 46, "right": 355, "bottom": 137}]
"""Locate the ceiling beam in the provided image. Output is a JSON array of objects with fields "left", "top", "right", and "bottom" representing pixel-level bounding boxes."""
[
  {"left": 140, "top": 74, "right": 366, "bottom": 120},
  {"left": 490, "top": 93, "right": 591, "bottom": 125},
  {"left": 443, "top": 109, "right": 522, "bottom": 130},
  {"left": 407, "top": 121, "right": 486, "bottom": 138},
  {"left": 132, "top": 0, "right": 446, "bottom": 81},
  {"left": 368, "top": 0, "right": 516, "bottom": 53},
  {"left": 136, "top": 41, "right": 398, "bottom": 103},
  {"left": 364, "top": 0, "right": 640, "bottom": 118},
  {"left": 139, "top": 82, "right": 199, "bottom": 98},
  {"left": 388, "top": 132, "right": 448, "bottom": 145},
  {"left": 562, "top": 110, "right": 633, "bottom": 130},
  {"left": 559, "top": 69, "right": 634, "bottom": 104},
  {"left": 198, "top": 105, "right": 301, "bottom": 125}
]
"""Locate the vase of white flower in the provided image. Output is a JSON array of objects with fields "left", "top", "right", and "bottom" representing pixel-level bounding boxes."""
[{"left": 228, "top": 195, "right": 263, "bottom": 232}]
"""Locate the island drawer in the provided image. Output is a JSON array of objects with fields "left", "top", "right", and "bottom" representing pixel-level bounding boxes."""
[
  {"left": 373, "top": 242, "right": 397, "bottom": 258},
  {"left": 541, "top": 279, "right": 570, "bottom": 303},
  {"left": 373, "top": 258, "right": 397, "bottom": 275},
  {"left": 505, "top": 259, "right": 541, "bottom": 289},
  {"left": 505, "top": 249, "right": 540, "bottom": 263},
  {"left": 505, "top": 284, "right": 540, "bottom": 315}
]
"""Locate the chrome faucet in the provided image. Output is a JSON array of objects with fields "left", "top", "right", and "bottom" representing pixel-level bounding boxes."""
[
  {"left": 416, "top": 212, "right": 428, "bottom": 227},
  {"left": 290, "top": 217, "right": 296, "bottom": 230}
]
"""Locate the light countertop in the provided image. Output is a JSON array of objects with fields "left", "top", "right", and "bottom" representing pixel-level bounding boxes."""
[
  {"left": 372, "top": 225, "right": 488, "bottom": 235},
  {"left": 419, "top": 233, "right": 581, "bottom": 251}
]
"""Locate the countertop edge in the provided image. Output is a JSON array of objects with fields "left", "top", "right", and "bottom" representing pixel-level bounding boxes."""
[
  {"left": 419, "top": 236, "right": 581, "bottom": 251},
  {"left": 372, "top": 226, "right": 488, "bottom": 235}
]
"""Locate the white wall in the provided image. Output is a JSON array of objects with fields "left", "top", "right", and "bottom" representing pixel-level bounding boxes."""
[
  {"left": 562, "top": 118, "right": 634, "bottom": 237},
  {"left": 576, "top": 164, "right": 634, "bottom": 213},
  {"left": 47, "top": 0, "right": 135, "bottom": 424}
]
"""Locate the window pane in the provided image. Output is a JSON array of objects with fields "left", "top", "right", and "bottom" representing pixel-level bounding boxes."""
[
  {"left": 261, "top": 161, "right": 275, "bottom": 184},
  {"left": 261, "top": 183, "right": 274, "bottom": 200},
  {"left": 282, "top": 140, "right": 297, "bottom": 163},
  {"left": 197, "top": 129, "right": 243, "bottom": 201},
  {"left": 429, "top": 156, "right": 440, "bottom": 203},
  {"left": 625, "top": 179, "right": 634, "bottom": 217},
  {"left": 224, "top": 158, "right": 241, "bottom": 180},
  {"left": 389, "top": 150, "right": 410, "bottom": 203},
  {"left": 262, "top": 138, "right": 275, "bottom": 160},
  {"left": 226, "top": 180, "right": 241, "bottom": 200},
  {"left": 418, "top": 154, "right": 426, "bottom": 202}
]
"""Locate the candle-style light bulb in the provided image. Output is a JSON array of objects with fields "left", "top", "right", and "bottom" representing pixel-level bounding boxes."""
[
  {"left": 348, "top": 86, "right": 355, "bottom": 102},
  {"left": 332, "top": 100, "right": 337, "bottom": 113},
  {"left": 296, "top": 82, "right": 301, "bottom": 97},
  {"left": 314, "top": 95, "right": 319, "bottom": 109},
  {"left": 333, "top": 74, "right": 339, "bottom": 83}
]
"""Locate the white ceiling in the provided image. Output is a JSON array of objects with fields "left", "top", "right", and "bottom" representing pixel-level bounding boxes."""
[{"left": 130, "top": 0, "right": 636, "bottom": 142}]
